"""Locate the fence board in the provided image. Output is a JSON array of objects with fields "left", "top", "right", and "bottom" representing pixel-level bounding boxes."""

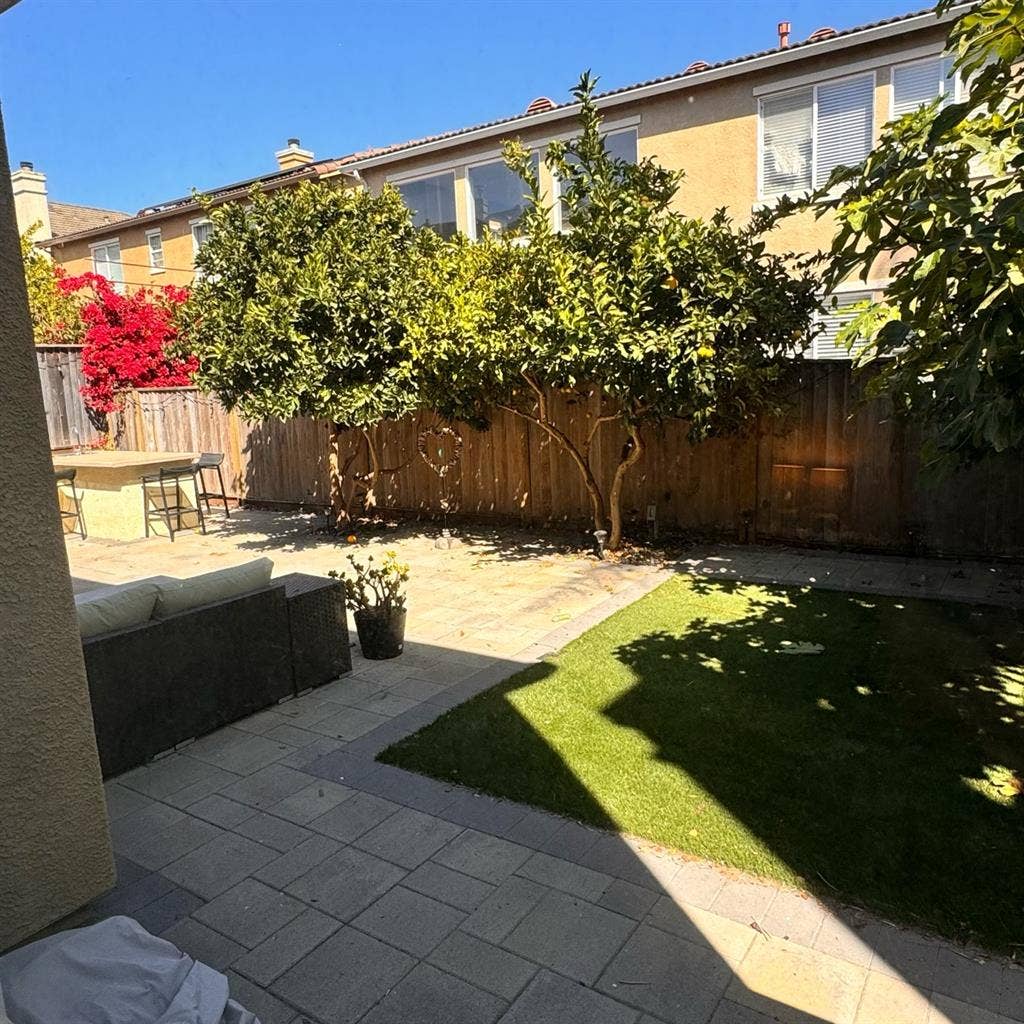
[{"left": 35, "top": 345, "right": 105, "bottom": 450}]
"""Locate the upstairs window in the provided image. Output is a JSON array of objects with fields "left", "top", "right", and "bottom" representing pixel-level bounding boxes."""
[
  {"left": 191, "top": 219, "right": 213, "bottom": 279},
  {"left": 892, "top": 55, "right": 957, "bottom": 118},
  {"left": 146, "top": 229, "right": 164, "bottom": 272},
  {"left": 810, "top": 290, "right": 874, "bottom": 360},
  {"left": 760, "top": 75, "right": 874, "bottom": 199},
  {"left": 556, "top": 127, "right": 638, "bottom": 230},
  {"left": 90, "top": 239, "right": 124, "bottom": 292},
  {"left": 395, "top": 172, "right": 457, "bottom": 238},
  {"left": 467, "top": 154, "right": 539, "bottom": 239}
]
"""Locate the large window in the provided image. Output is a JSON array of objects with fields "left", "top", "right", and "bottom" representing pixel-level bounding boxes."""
[
  {"left": 810, "top": 290, "right": 874, "bottom": 360},
  {"left": 556, "top": 127, "right": 638, "bottom": 230},
  {"left": 892, "top": 55, "right": 957, "bottom": 118},
  {"left": 146, "top": 229, "right": 164, "bottom": 273},
  {"left": 467, "top": 154, "right": 539, "bottom": 239},
  {"left": 90, "top": 238, "right": 124, "bottom": 291},
  {"left": 760, "top": 75, "right": 874, "bottom": 198},
  {"left": 395, "top": 172, "right": 457, "bottom": 238},
  {"left": 191, "top": 219, "right": 213, "bottom": 278}
]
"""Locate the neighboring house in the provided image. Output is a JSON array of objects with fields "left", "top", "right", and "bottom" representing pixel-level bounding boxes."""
[{"left": 31, "top": 4, "right": 967, "bottom": 357}]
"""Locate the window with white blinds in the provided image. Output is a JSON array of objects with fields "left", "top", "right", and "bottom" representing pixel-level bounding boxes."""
[
  {"left": 811, "top": 290, "right": 874, "bottom": 360},
  {"left": 760, "top": 74, "right": 874, "bottom": 199},
  {"left": 892, "top": 56, "right": 957, "bottom": 118},
  {"left": 90, "top": 239, "right": 124, "bottom": 292}
]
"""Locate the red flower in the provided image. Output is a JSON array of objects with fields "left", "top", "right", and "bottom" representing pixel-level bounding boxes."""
[{"left": 62, "top": 274, "right": 194, "bottom": 414}]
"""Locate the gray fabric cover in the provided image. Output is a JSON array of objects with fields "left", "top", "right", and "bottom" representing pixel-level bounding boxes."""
[{"left": 0, "top": 916, "right": 259, "bottom": 1024}]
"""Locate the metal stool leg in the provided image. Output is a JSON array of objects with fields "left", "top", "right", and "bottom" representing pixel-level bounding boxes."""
[
  {"left": 159, "top": 475, "right": 175, "bottom": 542},
  {"left": 70, "top": 478, "right": 86, "bottom": 539},
  {"left": 217, "top": 465, "right": 230, "bottom": 517},
  {"left": 144, "top": 481, "right": 151, "bottom": 538},
  {"left": 192, "top": 470, "right": 207, "bottom": 535}
]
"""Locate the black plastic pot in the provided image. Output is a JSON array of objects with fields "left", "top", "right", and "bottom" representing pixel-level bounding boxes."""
[{"left": 354, "top": 607, "right": 406, "bottom": 660}]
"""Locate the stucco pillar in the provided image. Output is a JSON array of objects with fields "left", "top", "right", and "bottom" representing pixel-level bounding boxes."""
[{"left": 0, "top": 104, "right": 114, "bottom": 951}]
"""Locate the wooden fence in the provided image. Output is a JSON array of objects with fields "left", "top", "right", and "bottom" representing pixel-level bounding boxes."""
[
  {"left": 111, "top": 364, "right": 1024, "bottom": 559},
  {"left": 35, "top": 345, "right": 105, "bottom": 449}
]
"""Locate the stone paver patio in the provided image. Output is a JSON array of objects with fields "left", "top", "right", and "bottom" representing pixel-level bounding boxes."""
[{"left": 62, "top": 512, "right": 1023, "bottom": 1024}]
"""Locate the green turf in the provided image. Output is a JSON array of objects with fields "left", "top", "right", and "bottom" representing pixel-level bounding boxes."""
[{"left": 381, "top": 575, "right": 1024, "bottom": 951}]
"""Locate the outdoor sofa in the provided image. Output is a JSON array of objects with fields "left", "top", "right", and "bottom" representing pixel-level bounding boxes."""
[{"left": 75, "top": 558, "right": 351, "bottom": 777}]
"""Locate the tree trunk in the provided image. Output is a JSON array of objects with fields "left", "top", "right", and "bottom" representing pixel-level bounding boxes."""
[
  {"left": 608, "top": 423, "right": 645, "bottom": 550},
  {"left": 328, "top": 423, "right": 351, "bottom": 530}
]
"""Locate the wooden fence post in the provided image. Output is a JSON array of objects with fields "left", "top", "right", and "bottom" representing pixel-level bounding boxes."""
[{"left": 131, "top": 391, "right": 146, "bottom": 450}]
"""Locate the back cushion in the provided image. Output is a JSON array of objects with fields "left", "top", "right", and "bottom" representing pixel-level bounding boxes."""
[
  {"left": 152, "top": 557, "right": 274, "bottom": 619},
  {"left": 76, "top": 582, "right": 159, "bottom": 638}
]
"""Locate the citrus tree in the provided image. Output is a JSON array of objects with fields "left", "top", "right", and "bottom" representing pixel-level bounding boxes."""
[
  {"left": 414, "top": 74, "right": 819, "bottom": 549},
  {"left": 20, "top": 226, "right": 84, "bottom": 345},
  {"left": 806, "top": 0, "right": 1024, "bottom": 467},
  {"left": 181, "top": 181, "right": 437, "bottom": 524}
]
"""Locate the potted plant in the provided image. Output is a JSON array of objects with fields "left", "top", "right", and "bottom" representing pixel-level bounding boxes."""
[{"left": 329, "top": 552, "right": 408, "bottom": 660}]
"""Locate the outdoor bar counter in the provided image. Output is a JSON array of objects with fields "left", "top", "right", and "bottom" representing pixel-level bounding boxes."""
[{"left": 53, "top": 450, "right": 198, "bottom": 540}]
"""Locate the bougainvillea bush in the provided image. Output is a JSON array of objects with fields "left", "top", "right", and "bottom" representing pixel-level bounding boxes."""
[{"left": 60, "top": 273, "right": 196, "bottom": 413}]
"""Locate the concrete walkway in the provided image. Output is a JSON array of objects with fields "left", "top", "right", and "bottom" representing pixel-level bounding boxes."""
[{"left": 63, "top": 514, "right": 1023, "bottom": 1024}]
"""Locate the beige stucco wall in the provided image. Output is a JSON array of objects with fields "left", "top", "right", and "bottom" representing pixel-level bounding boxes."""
[
  {"left": 362, "top": 22, "right": 946, "bottom": 278},
  {"left": 52, "top": 210, "right": 198, "bottom": 291},
  {"left": 0, "top": 105, "right": 114, "bottom": 951}
]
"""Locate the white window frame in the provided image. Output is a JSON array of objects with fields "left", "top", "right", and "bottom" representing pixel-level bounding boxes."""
[
  {"left": 190, "top": 217, "right": 213, "bottom": 278},
  {"left": 757, "top": 70, "right": 875, "bottom": 201},
  {"left": 392, "top": 170, "right": 458, "bottom": 237},
  {"left": 809, "top": 286, "right": 881, "bottom": 361},
  {"left": 888, "top": 53, "right": 961, "bottom": 121},
  {"left": 464, "top": 151, "right": 541, "bottom": 242},
  {"left": 145, "top": 228, "right": 164, "bottom": 274},
  {"left": 89, "top": 237, "right": 124, "bottom": 292}
]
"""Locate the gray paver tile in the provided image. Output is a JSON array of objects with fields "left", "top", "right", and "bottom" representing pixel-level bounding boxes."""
[
  {"left": 461, "top": 875, "right": 552, "bottom": 944},
  {"left": 926, "top": 993, "right": 1021, "bottom": 1024},
  {"left": 271, "top": 926, "right": 414, "bottom": 1024},
  {"left": 353, "top": 807, "right": 463, "bottom": 869},
  {"left": 276, "top": 736, "right": 345, "bottom": 770},
  {"left": 109, "top": 801, "right": 185, "bottom": 852},
  {"left": 759, "top": 889, "right": 826, "bottom": 947},
  {"left": 517, "top": 850, "right": 613, "bottom": 901},
  {"left": 189, "top": 728, "right": 295, "bottom": 775},
  {"left": 160, "top": 917, "right": 246, "bottom": 971},
  {"left": 538, "top": 819, "right": 603, "bottom": 863},
  {"left": 360, "top": 962, "right": 506, "bottom": 1024},
  {"left": 162, "top": 832, "right": 278, "bottom": 899},
  {"left": 708, "top": 877, "right": 778, "bottom": 925},
  {"left": 428, "top": 930, "right": 538, "bottom": 1001},
  {"left": 254, "top": 834, "right": 342, "bottom": 890},
  {"left": 433, "top": 829, "right": 532, "bottom": 884},
  {"left": 187, "top": 794, "right": 257, "bottom": 829},
  {"left": 351, "top": 885, "right": 466, "bottom": 957},
  {"left": 232, "top": 907, "right": 340, "bottom": 986},
  {"left": 103, "top": 781, "right": 154, "bottom": 821},
  {"left": 297, "top": 747, "right": 381, "bottom": 785},
  {"left": 861, "top": 922, "right": 943, "bottom": 991},
  {"left": 597, "top": 924, "right": 733, "bottom": 1024},
  {"left": 117, "top": 755, "right": 236, "bottom": 801},
  {"left": 440, "top": 792, "right": 529, "bottom": 835},
  {"left": 708, "top": 1001, "right": 782, "bottom": 1024},
  {"left": 265, "top": 779, "right": 354, "bottom": 824},
  {"left": 403, "top": 860, "right": 496, "bottom": 912},
  {"left": 218, "top": 764, "right": 315, "bottom": 810},
  {"left": 504, "top": 891, "right": 635, "bottom": 985},
  {"left": 308, "top": 791, "right": 401, "bottom": 843},
  {"left": 599, "top": 878, "right": 662, "bottom": 921},
  {"left": 233, "top": 812, "right": 313, "bottom": 853},
  {"left": 264, "top": 723, "right": 328, "bottom": 748},
  {"left": 662, "top": 859, "right": 727, "bottom": 910},
  {"left": 133, "top": 886, "right": 205, "bottom": 936},
  {"left": 309, "top": 705, "right": 390, "bottom": 741},
  {"left": 122, "top": 815, "right": 224, "bottom": 871},
  {"left": 354, "top": 765, "right": 458, "bottom": 815},
  {"left": 226, "top": 971, "right": 296, "bottom": 1024},
  {"left": 285, "top": 845, "right": 406, "bottom": 921},
  {"left": 501, "top": 808, "right": 567, "bottom": 850},
  {"left": 812, "top": 911, "right": 876, "bottom": 968},
  {"left": 499, "top": 969, "right": 639, "bottom": 1024},
  {"left": 194, "top": 877, "right": 306, "bottom": 949},
  {"left": 932, "top": 947, "right": 1011, "bottom": 1017},
  {"left": 90, "top": 869, "right": 178, "bottom": 917}
]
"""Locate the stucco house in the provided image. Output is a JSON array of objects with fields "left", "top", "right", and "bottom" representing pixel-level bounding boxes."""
[{"left": 31, "top": 4, "right": 965, "bottom": 357}]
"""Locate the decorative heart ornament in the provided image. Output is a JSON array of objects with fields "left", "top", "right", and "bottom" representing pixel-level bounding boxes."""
[{"left": 417, "top": 426, "right": 463, "bottom": 478}]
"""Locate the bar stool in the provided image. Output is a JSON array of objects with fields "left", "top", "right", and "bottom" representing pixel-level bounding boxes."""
[
  {"left": 142, "top": 462, "right": 207, "bottom": 542},
  {"left": 54, "top": 467, "right": 86, "bottom": 539},
  {"left": 196, "top": 452, "right": 231, "bottom": 519}
]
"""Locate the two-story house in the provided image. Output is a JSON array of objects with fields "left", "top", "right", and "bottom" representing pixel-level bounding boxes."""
[{"left": 35, "top": 4, "right": 966, "bottom": 358}]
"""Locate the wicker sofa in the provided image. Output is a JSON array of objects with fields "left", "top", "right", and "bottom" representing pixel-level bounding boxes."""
[{"left": 76, "top": 560, "right": 351, "bottom": 777}]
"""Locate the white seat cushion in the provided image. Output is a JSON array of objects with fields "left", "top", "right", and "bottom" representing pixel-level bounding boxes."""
[
  {"left": 76, "top": 582, "right": 159, "bottom": 638},
  {"left": 151, "top": 558, "right": 274, "bottom": 619}
]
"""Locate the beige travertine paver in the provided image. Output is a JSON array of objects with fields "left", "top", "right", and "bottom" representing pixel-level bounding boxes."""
[{"left": 60, "top": 511, "right": 1023, "bottom": 1024}]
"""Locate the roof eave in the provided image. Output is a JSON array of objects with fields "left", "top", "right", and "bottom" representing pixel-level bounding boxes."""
[{"left": 348, "top": 4, "right": 966, "bottom": 173}]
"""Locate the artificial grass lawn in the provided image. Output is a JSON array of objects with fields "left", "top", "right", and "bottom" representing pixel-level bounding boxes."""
[{"left": 382, "top": 575, "right": 1024, "bottom": 951}]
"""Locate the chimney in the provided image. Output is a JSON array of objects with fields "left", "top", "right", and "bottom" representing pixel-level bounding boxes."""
[
  {"left": 275, "top": 137, "right": 314, "bottom": 171},
  {"left": 11, "top": 162, "right": 51, "bottom": 239},
  {"left": 777, "top": 20, "right": 791, "bottom": 48}
]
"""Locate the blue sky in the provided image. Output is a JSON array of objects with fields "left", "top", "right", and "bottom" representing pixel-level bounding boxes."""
[{"left": 1, "top": 0, "right": 925, "bottom": 212}]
